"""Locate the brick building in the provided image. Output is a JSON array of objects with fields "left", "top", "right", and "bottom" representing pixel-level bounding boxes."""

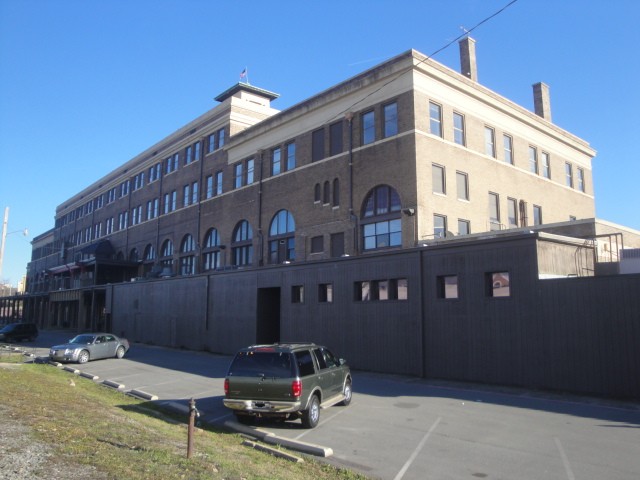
[{"left": 15, "top": 39, "right": 640, "bottom": 398}]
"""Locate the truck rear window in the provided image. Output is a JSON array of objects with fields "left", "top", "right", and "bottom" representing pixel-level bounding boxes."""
[{"left": 228, "top": 351, "right": 294, "bottom": 378}]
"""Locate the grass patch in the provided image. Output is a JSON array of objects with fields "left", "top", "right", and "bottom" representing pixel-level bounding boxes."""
[{"left": 0, "top": 364, "right": 368, "bottom": 479}]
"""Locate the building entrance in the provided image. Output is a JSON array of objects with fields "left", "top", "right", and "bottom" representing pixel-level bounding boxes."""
[{"left": 256, "top": 287, "right": 280, "bottom": 344}]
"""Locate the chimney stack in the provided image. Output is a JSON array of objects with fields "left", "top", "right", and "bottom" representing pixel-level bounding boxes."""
[
  {"left": 533, "top": 82, "right": 552, "bottom": 121},
  {"left": 459, "top": 37, "right": 478, "bottom": 81}
]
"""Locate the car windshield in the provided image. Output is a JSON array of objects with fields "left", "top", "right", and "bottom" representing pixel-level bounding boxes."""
[
  {"left": 69, "top": 335, "right": 96, "bottom": 345},
  {"left": 228, "top": 351, "right": 294, "bottom": 378},
  {"left": 0, "top": 324, "right": 17, "bottom": 332}
]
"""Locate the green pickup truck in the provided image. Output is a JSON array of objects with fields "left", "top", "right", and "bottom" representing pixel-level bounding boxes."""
[{"left": 223, "top": 343, "right": 352, "bottom": 428}]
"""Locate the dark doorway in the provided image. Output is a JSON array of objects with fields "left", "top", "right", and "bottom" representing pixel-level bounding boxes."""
[{"left": 256, "top": 287, "right": 281, "bottom": 344}]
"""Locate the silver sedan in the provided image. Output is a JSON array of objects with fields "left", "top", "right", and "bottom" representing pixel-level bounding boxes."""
[{"left": 49, "top": 333, "right": 130, "bottom": 364}]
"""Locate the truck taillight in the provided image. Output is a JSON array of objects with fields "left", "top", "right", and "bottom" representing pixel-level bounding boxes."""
[
  {"left": 292, "top": 379, "right": 302, "bottom": 398},
  {"left": 224, "top": 378, "right": 229, "bottom": 396}
]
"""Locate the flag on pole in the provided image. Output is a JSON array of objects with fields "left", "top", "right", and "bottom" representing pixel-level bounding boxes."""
[{"left": 240, "top": 67, "right": 248, "bottom": 83}]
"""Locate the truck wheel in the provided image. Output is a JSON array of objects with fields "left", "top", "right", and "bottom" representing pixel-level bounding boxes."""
[
  {"left": 341, "top": 380, "right": 353, "bottom": 406},
  {"left": 301, "top": 395, "right": 320, "bottom": 428}
]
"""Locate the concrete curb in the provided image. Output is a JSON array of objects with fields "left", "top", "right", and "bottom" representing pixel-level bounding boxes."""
[
  {"left": 102, "top": 379, "right": 125, "bottom": 390},
  {"left": 129, "top": 389, "right": 159, "bottom": 401},
  {"left": 223, "top": 420, "right": 333, "bottom": 457},
  {"left": 80, "top": 371, "right": 99, "bottom": 381},
  {"left": 242, "top": 440, "right": 304, "bottom": 463}
]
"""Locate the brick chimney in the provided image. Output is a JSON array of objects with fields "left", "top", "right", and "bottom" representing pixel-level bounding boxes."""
[
  {"left": 459, "top": 37, "right": 478, "bottom": 81},
  {"left": 533, "top": 82, "right": 552, "bottom": 121}
]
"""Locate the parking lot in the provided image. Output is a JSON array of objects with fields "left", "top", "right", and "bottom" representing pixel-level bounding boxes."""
[{"left": 11, "top": 330, "right": 640, "bottom": 480}]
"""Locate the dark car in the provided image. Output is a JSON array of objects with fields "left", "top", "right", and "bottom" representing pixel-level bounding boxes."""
[
  {"left": 223, "top": 343, "right": 352, "bottom": 428},
  {"left": 49, "top": 333, "right": 130, "bottom": 364},
  {"left": 0, "top": 322, "right": 39, "bottom": 343}
]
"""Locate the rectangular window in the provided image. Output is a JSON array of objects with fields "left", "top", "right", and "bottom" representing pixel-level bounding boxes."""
[
  {"left": 453, "top": 112, "right": 465, "bottom": 146},
  {"left": 437, "top": 275, "right": 459, "bottom": 299},
  {"left": 485, "top": 126, "right": 496, "bottom": 158},
  {"left": 330, "top": 121, "right": 343, "bottom": 156},
  {"left": 565, "top": 162, "right": 573, "bottom": 187},
  {"left": 541, "top": 152, "right": 551, "bottom": 179},
  {"left": 503, "top": 134, "right": 513, "bottom": 165},
  {"left": 310, "top": 235, "right": 324, "bottom": 253},
  {"left": 429, "top": 102, "right": 442, "bottom": 137},
  {"left": 312, "top": 128, "right": 325, "bottom": 161},
  {"left": 458, "top": 219, "right": 470, "bottom": 236},
  {"left": 206, "top": 175, "right": 213, "bottom": 199},
  {"left": 272, "top": 147, "right": 281, "bottom": 176},
  {"left": 207, "top": 133, "right": 216, "bottom": 154},
  {"left": 247, "top": 158, "right": 254, "bottom": 184},
  {"left": 183, "top": 184, "right": 191, "bottom": 207},
  {"left": 286, "top": 142, "right": 296, "bottom": 170},
  {"left": 456, "top": 171, "right": 469, "bottom": 201},
  {"left": 577, "top": 167, "right": 585, "bottom": 192},
  {"left": 383, "top": 102, "right": 398, "bottom": 138},
  {"left": 185, "top": 145, "right": 193, "bottom": 165},
  {"left": 533, "top": 205, "right": 543, "bottom": 226},
  {"left": 434, "top": 214, "right": 447, "bottom": 238},
  {"left": 234, "top": 163, "right": 243, "bottom": 189},
  {"left": 489, "top": 192, "right": 500, "bottom": 230},
  {"left": 192, "top": 181, "right": 198, "bottom": 204},
  {"left": 529, "top": 146, "right": 538, "bottom": 174},
  {"left": 215, "top": 171, "right": 223, "bottom": 195},
  {"left": 507, "top": 197, "right": 518, "bottom": 228},
  {"left": 487, "top": 272, "right": 510, "bottom": 297},
  {"left": 354, "top": 278, "right": 407, "bottom": 301},
  {"left": 318, "top": 283, "right": 333, "bottom": 303},
  {"left": 292, "top": 285, "right": 304, "bottom": 304},
  {"left": 194, "top": 141, "right": 200, "bottom": 161},
  {"left": 362, "top": 111, "right": 375, "bottom": 145},
  {"left": 432, "top": 164, "right": 445, "bottom": 194}
]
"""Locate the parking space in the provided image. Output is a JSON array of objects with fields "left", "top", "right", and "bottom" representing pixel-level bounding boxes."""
[{"left": 17, "top": 331, "right": 640, "bottom": 480}]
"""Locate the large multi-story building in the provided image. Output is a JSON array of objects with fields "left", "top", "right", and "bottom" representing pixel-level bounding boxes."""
[
  {"left": 29, "top": 39, "right": 595, "bottom": 286},
  {"left": 16, "top": 39, "right": 640, "bottom": 398}
]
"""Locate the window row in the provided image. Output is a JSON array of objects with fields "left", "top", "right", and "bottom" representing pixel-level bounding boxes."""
[
  {"left": 427, "top": 100, "right": 587, "bottom": 193},
  {"left": 290, "top": 277, "right": 408, "bottom": 304},
  {"left": 437, "top": 271, "right": 510, "bottom": 299}
]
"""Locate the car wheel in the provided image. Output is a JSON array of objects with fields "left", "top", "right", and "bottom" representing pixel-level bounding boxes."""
[
  {"left": 301, "top": 395, "right": 320, "bottom": 429},
  {"left": 341, "top": 379, "right": 353, "bottom": 406},
  {"left": 115, "top": 346, "right": 125, "bottom": 359},
  {"left": 78, "top": 350, "right": 90, "bottom": 364}
]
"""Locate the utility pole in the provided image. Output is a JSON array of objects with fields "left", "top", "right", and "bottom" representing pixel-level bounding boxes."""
[{"left": 0, "top": 207, "right": 9, "bottom": 280}]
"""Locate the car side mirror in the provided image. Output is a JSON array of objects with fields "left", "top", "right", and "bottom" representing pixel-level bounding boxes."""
[{"left": 339, "top": 358, "right": 346, "bottom": 365}]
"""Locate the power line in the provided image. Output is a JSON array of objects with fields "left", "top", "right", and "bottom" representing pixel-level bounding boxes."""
[{"left": 335, "top": 0, "right": 520, "bottom": 119}]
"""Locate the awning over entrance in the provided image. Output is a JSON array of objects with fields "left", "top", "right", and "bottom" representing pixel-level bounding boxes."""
[
  {"left": 47, "top": 263, "right": 79, "bottom": 275},
  {"left": 81, "top": 239, "right": 114, "bottom": 257}
]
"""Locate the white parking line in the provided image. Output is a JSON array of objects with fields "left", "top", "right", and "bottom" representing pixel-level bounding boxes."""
[
  {"left": 393, "top": 417, "right": 441, "bottom": 480},
  {"left": 554, "top": 437, "right": 576, "bottom": 480}
]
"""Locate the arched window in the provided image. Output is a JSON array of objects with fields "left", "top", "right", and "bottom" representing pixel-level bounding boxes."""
[
  {"left": 202, "top": 228, "right": 222, "bottom": 271},
  {"left": 129, "top": 248, "right": 139, "bottom": 262},
  {"left": 268, "top": 210, "right": 295, "bottom": 264},
  {"left": 160, "top": 239, "right": 174, "bottom": 267},
  {"left": 332, "top": 178, "right": 340, "bottom": 207},
  {"left": 143, "top": 244, "right": 156, "bottom": 261},
  {"left": 232, "top": 220, "right": 253, "bottom": 267},
  {"left": 314, "top": 183, "right": 321, "bottom": 202},
  {"left": 179, "top": 234, "right": 195, "bottom": 275},
  {"left": 323, "top": 181, "right": 330, "bottom": 204},
  {"left": 361, "top": 185, "right": 402, "bottom": 250}
]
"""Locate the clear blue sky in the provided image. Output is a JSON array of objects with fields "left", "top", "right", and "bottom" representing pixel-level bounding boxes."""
[{"left": 1, "top": 0, "right": 639, "bottom": 286}]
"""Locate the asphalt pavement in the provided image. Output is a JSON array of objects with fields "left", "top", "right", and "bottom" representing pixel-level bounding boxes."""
[{"left": 7, "top": 330, "right": 640, "bottom": 480}]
